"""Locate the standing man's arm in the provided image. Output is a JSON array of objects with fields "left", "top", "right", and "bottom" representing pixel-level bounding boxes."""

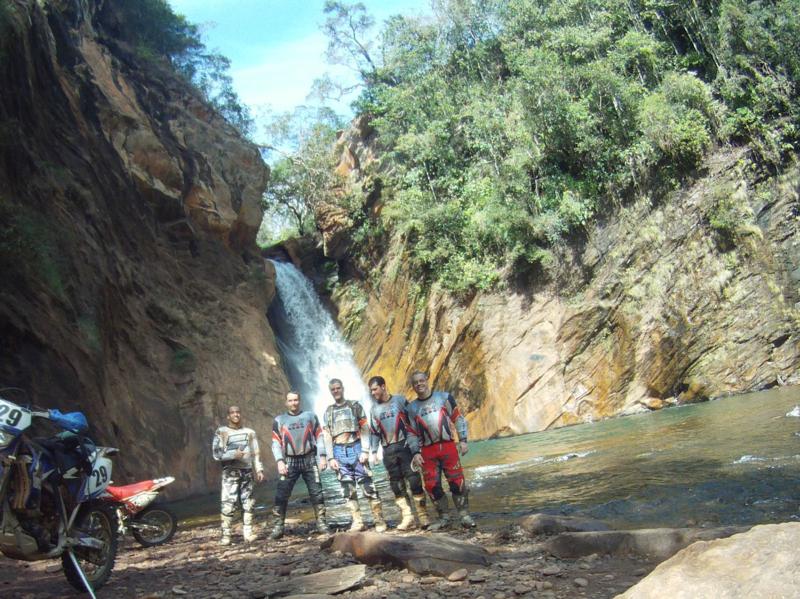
[
  {"left": 447, "top": 393, "right": 469, "bottom": 456},
  {"left": 368, "top": 409, "right": 381, "bottom": 465},
  {"left": 272, "top": 420, "right": 289, "bottom": 476},
  {"left": 313, "top": 415, "right": 328, "bottom": 471},
  {"left": 356, "top": 402, "right": 370, "bottom": 464},
  {"left": 406, "top": 407, "right": 424, "bottom": 469},
  {"left": 323, "top": 408, "right": 339, "bottom": 471},
  {"left": 250, "top": 432, "right": 265, "bottom": 482}
]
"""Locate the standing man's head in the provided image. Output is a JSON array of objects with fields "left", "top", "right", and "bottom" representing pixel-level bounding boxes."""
[
  {"left": 328, "top": 378, "right": 345, "bottom": 403},
  {"left": 227, "top": 405, "right": 242, "bottom": 428},
  {"left": 410, "top": 371, "right": 431, "bottom": 399},
  {"left": 368, "top": 376, "right": 389, "bottom": 403},
  {"left": 285, "top": 391, "right": 301, "bottom": 414}
]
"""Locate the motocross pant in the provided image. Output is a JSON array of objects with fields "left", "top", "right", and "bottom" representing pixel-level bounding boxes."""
[
  {"left": 273, "top": 453, "right": 325, "bottom": 511},
  {"left": 333, "top": 441, "right": 377, "bottom": 501},
  {"left": 382, "top": 442, "right": 424, "bottom": 498},
  {"left": 220, "top": 467, "right": 255, "bottom": 517},
  {"left": 420, "top": 441, "right": 467, "bottom": 501}
]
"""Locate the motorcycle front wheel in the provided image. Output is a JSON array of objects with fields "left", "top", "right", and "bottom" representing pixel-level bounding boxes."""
[
  {"left": 62, "top": 502, "right": 119, "bottom": 592},
  {"left": 131, "top": 504, "right": 178, "bottom": 547}
]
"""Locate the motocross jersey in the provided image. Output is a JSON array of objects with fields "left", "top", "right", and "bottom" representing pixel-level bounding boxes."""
[
  {"left": 406, "top": 391, "right": 468, "bottom": 454},
  {"left": 212, "top": 426, "right": 264, "bottom": 473},
  {"left": 272, "top": 411, "right": 326, "bottom": 460},
  {"left": 369, "top": 394, "right": 411, "bottom": 451},
  {"left": 323, "top": 400, "right": 368, "bottom": 445}
]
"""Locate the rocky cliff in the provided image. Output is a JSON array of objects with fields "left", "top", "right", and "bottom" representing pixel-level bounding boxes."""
[
  {"left": 317, "top": 120, "right": 800, "bottom": 439},
  {"left": 0, "top": 0, "right": 288, "bottom": 496}
]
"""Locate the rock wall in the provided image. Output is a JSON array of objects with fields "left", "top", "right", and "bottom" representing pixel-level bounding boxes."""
[
  {"left": 0, "top": 0, "right": 288, "bottom": 496},
  {"left": 324, "top": 124, "right": 800, "bottom": 439}
]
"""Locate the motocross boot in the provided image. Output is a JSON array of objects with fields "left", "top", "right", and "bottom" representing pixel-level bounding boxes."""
[
  {"left": 427, "top": 495, "right": 451, "bottom": 531},
  {"left": 347, "top": 499, "right": 365, "bottom": 532},
  {"left": 453, "top": 492, "right": 476, "bottom": 528},
  {"left": 394, "top": 496, "right": 416, "bottom": 531},
  {"left": 242, "top": 511, "right": 257, "bottom": 542},
  {"left": 412, "top": 494, "right": 431, "bottom": 528},
  {"left": 370, "top": 499, "right": 388, "bottom": 533},
  {"left": 313, "top": 503, "right": 331, "bottom": 534},
  {"left": 220, "top": 514, "right": 233, "bottom": 546},
  {"left": 269, "top": 504, "right": 286, "bottom": 540}
]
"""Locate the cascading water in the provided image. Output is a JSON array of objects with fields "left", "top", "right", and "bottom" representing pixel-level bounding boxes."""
[{"left": 267, "top": 260, "right": 370, "bottom": 419}]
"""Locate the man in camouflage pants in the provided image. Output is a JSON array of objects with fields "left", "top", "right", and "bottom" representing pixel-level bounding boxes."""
[{"left": 212, "top": 405, "right": 264, "bottom": 545}]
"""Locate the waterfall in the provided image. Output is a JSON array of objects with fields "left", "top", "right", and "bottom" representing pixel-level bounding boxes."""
[{"left": 267, "top": 260, "right": 370, "bottom": 419}]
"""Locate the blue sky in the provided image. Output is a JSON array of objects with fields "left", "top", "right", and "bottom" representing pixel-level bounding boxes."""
[{"left": 169, "top": 0, "right": 432, "bottom": 119}]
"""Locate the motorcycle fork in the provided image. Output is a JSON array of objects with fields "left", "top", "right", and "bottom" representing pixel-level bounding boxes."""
[{"left": 58, "top": 488, "right": 97, "bottom": 599}]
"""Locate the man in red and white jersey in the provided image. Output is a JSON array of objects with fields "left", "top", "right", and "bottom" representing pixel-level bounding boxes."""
[{"left": 407, "top": 371, "right": 476, "bottom": 529}]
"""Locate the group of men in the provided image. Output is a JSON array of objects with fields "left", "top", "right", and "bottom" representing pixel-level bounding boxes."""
[{"left": 210, "top": 371, "right": 475, "bottom": 545}]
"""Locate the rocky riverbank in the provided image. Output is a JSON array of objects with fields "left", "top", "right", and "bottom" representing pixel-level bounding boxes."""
[
  {"left": 5, "top": 513, "right": 798, "bottom": 598},
  {"left": 0, "top": 518, "right": 659, "bottom": 598}
]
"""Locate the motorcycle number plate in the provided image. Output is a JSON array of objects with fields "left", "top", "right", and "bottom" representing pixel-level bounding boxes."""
[
  {"left": 86, "top": 456, "right": 113, "bottom": 497},
  {"left": 0, "top": 398, "right": 31, "bottom": 431}
]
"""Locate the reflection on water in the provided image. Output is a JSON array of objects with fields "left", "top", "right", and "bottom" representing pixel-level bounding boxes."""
[
  {"left": 176, "top": 387, "right": 800, "bottom": 531},
  {"left": 466, "top": 386, "right": 800, "bottom": 529}
]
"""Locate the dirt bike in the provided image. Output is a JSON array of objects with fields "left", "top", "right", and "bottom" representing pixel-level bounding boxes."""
[
  {"left": 0, "top": 392, "right": 118, "bottom": 598},
  {"left": 100, "top": 476, "right": 178, "bottom": 547}
]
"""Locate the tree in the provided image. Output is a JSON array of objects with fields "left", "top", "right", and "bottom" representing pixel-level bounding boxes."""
[{"left": 260, "top": 108, "right": 347, "bottom": 242}]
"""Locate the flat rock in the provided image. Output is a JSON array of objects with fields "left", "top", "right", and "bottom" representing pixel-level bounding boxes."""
[
  {"left": 322, "top": 532, "right": 491, "bottom": 577},
  {"left": 619, "top": 523, "right": 800, "bottom": 598},
  {"left": 447, "top": 568, "right": 469, "bottom": 582},
  {"left": 267, "top": 564, "right": 366, "bottom": 597},
  {"left": 544, "top": 526, "right": 745, "bottom": 559},
  {"left": 521, "top": 514, "right": 611, "bottom": 536}
]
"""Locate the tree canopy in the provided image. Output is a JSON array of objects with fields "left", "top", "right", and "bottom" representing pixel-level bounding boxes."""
[
  {"left": 108, "top": 0, "right": 254, "bottom": 136},
  {"left": 300, "top": 0, "right": 798, "bottom": 294}
]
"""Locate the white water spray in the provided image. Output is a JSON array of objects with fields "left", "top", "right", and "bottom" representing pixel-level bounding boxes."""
[{"left": 269, "top": 260, "right": 370, "bottom": 419}]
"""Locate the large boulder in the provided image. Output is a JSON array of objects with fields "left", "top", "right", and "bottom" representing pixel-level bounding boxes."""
[{"left": 619, "top": 522, "right": 800, "bottom": 598}]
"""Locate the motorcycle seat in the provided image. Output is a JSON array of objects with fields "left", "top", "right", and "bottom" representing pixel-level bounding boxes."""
[{"left": 104, "top": 480, "right": 157, "bottom": 501}]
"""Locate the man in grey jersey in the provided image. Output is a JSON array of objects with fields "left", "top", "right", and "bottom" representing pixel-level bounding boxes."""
[
  {"left": 323, "top": 378, "right": 387, "bottom": 532},
  {"left": 212, "top": 405, "right": 264, "bottom": 545},
  {"left": 268, "top": 390, "right": 330, "bottom": 539},
  {"left": 368, "top": 375, "right": 430, "bottom": 530}
]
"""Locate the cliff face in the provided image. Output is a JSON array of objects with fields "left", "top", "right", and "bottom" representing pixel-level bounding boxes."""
[
  {"left": 325, "top": 122, "right": 800, "bottom": 439},
  {"left": 0, "top": 0, "right": 288, "bottom": 496}
]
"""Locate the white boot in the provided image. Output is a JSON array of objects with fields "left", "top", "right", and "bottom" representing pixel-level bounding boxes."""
[
  {"left": 370, "top": 500, "right": 388, "bottom": 533},
  {"left": 395, "top": 497, "right": 416, "bottom": 531},
  {"left": 413, "top": 494, "right": 431, "bottom": 529},
  {"left": 348, "top": 500, "right": 365, "bottom": 532},
  {"left": 243, "top": 511, "right": 257, "bottom": 542},
  {"left": 220, "top": 514, "right": 232, "bottom": 546}
]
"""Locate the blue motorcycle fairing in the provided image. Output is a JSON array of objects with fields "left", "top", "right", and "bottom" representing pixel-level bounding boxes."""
[{"left": 47, "top": 410, "right": 88, "bottom": 433}]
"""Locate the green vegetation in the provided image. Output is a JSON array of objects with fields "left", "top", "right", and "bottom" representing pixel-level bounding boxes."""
[
  {"left": 170, "top": 348, "right": 197, "bottom": 375},
  {"left": 110, "top": 0, "right": 253, "bottom": 135},
  {"left": 260, "top": 108, "right": 347, "bottom": 240},
  {"left": 77, "top": 315, "right": 102, "bottom": 354},
  {"left": 0, "top": 197, "right": 66, "bottom": 299},
  {"left": 290, "top": 0, "right": 799, "bottom": 294}
]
